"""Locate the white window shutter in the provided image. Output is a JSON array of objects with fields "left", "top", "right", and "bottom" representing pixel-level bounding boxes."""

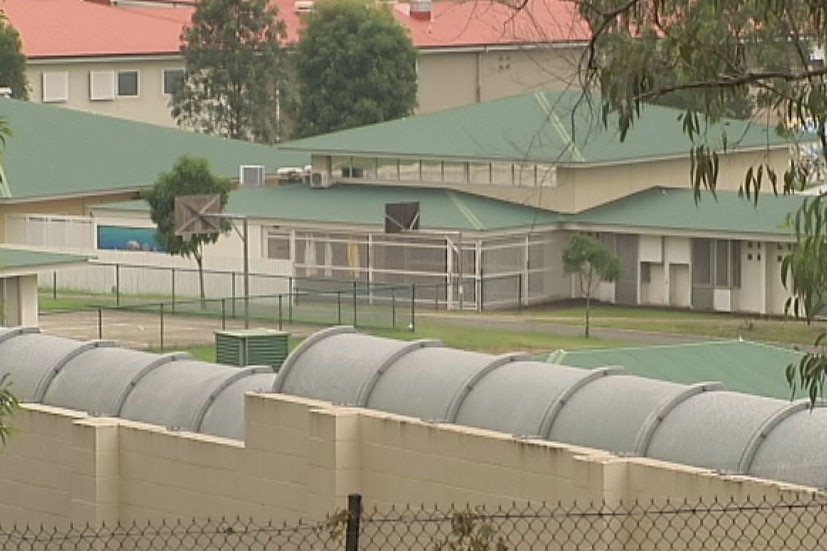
[{"left": 89, "top": 70, "right": 116, "bottom": 101}]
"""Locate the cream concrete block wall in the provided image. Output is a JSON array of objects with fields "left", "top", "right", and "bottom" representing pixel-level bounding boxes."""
[
  {"left": 0, "top": 404, "right": 86, "bottom": 528},
  {"left": 357, "top": 410, "right": 624, "bottom": 509},
  {"left": 1, "top": 391, "right": 824, "bottom": 531},
  {"left": 70, "top": 417, "right": 120, "bottom": 526}
]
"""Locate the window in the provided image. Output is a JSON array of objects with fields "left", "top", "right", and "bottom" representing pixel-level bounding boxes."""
[
  {"left": 89, "top": 71, "right": 116, "bottom": 101},
  {"left": 693, "top": 238, "right": 740, "bottom": 288},
  {"left": 117, "top": 70, "right": 139, "bottom": 97},
  {"left": 162, "top": 69, "right": 184, "bottom": 95},
  {"left": 42, "top": 72, "right": 69, "bottom": 103},
  {"left": 692, "top": 239, "right": 712, "bottom": 285},
  {"left": 267, "top": 230, "right": 291, "bottom": 261}
]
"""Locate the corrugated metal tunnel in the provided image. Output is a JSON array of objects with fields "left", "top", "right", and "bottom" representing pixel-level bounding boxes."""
[{"left": 2, "top": 324, "right": 827, "bottom": 489}]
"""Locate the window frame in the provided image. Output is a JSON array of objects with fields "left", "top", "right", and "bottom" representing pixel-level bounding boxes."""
[{"left": 116, "top": 70, "right": 140, "bottom": 97}]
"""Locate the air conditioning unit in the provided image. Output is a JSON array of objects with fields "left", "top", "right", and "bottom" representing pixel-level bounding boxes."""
[
  {"left": 240, "top": 165, "right": 265, "bottom": 187},
  {"left": 309, "top": 171, "right": 332, "bottom": 189},
  {"left": 294, "top": 0, "right": 315, "bottom": 12}
]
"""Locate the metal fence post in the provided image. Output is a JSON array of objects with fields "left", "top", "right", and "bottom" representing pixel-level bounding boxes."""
[
  {"left": 337, "top": 291, "right": 342, "bottom": 325},
  {"left": 518, "top": 273, "right": 523, "bottom": 313},
  {"left": 231, "top": 272, "right": 237, "bottom": 318},
  {"left": 480, "top": 271, "right": 485, "bottom": 313},
  {"left": 391, "top": 287, "right": 396, "bottom": 329},
  {"left": 221, "top": 298, "right": 226, "bottom": 331},
  {"left": 278, "top": 294, "right": 283, "bottom": 331},
  {"left": 288, "top": 277, "right": 294, "bottom": 324},
  {"left": 345, "top": 494, "right": 362, "bottom": 551},
  {"left": 97, "top": 308, "right": 102, "bottom": 339},
  {"left": 159, "top": 303, "right": 165, "bottom": 352},
  {"left": 115, "top": 264, "right": 120, "bottom": 306},
  {"left": 352, "top": 281, "right": 357, "bottom": 328},
  {"left": 52, "top": 271, "right": 57, "bottom": 300},
  {"left": 171, "top": 268, "right": 176, "bottom": 313},
  {"left": 410, "top": 284, "right": 416, "bottom": 332}
]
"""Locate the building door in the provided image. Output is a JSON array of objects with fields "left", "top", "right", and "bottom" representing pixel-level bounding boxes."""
[
  {"left": 669, "top": 263, "right": 691, "bottom": 307},
  {"left": 614, "top": 234, "right": 638, "bottom": 304}
]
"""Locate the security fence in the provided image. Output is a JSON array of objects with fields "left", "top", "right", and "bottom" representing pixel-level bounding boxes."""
[
  {"left": 38, "top": 286, "right": 418, "bottom": 351},
  {"left": 41, "top": 263, "right": 527, "bottom": 312},
  {"left": 3, "top": 494, "right": 827, "bottom": 551}
]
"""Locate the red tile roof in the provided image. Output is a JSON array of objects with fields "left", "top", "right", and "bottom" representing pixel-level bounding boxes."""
[
  {"left": 2, "top": 0, "right": 192, "bottom": 58},
  {"left": 393, "top": 0, "right": 590, "bottom": 48},
  {"left": 5, "top": 0, "right": 587, "bottom": 59}
]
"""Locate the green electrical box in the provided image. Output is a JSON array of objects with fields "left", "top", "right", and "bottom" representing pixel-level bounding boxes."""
[{"left": 215, "top": 329, "right": 289, "bottom": 371}]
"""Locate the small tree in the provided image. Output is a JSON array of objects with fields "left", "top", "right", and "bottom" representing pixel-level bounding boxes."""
[
  {"left": 562, "top": 234, "right": 621, "bottom": 338},
  {"left": 291, "top": 0, "right": 417, "bottom": 137},
  {"left": 0, "top": 115, "right": 11, "bottom": 197},
  {"left": 144, "top": 155, "right": 232, "bottom": 304},
  {"left": 0, "top": 13, "right": 28, "bottom": 100},
  {"left": 0, "top": 374, "right": 18, "bottom": 446},
  {"left": 171, "top": 0, "right": 287, "bottom": 143}
]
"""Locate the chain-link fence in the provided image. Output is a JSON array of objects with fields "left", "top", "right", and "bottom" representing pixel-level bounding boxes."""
[
  {"left": 38, "top": 287, "right": 417, "bottom": 351},
  {"left": 4, "top": 494, "right": 827, "bottom": 550}
]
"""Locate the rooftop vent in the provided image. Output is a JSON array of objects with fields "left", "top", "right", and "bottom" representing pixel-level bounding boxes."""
[
  {"left": 294, "top": 0, "right": 314, "bottom": 12},
  {"left": 410, "top": 0, "right": 432, "bottom": 20}
]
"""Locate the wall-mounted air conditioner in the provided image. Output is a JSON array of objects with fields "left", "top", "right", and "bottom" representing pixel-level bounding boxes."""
[
  {"left": 240, "top": 165, "right": 265, "bottom": 187},
  {"left": 309, "top": 171, "right": 332, "bottom": 189}
]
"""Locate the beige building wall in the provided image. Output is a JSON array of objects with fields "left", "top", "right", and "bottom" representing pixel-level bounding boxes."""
[
  {"left": 0, "top": 274, "right": 38, "bottom": 326},
  {"left": 26, "top": 46, "right": 582, "bottom": 128},
  {"left": 0, "top": 391, "right": 819, "bottom": 530},
  {"left": 27, "top": 57, "right": 183, "bottom": 128},
  {"left": 417, "top": 46, "right": 583, "bottom": 114},
  {"left": 370, "top": 147, "right": 789, "bottom": 214},
  {"left": 0, "top": 192, "right": 139, "bottom": 242}
]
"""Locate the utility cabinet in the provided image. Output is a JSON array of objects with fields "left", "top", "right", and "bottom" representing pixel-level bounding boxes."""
[{"left": 215, "top": 329, "right": 289, "bottom": 371}]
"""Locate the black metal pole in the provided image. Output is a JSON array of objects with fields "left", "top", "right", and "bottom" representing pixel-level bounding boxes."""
[
  {"left": 410, "top": 284, "right": 416, "bottom": 332},
  {"left": 159, "top": 303, "right": 165, "bottom": 352},
  {"left": 97, "top": 308, "right": 102, "bottom": 339},
  {"left": 345, "top": 494, "right": 362, "bottom": 551},
  {"left": 115, "top": 264, "right": 120, "bottom": 306},
  {"left": 352, "top": 281, "right": 357, "bottom": 327},
  {"left": 171, "top": 268, "right": 176, "bottom": 313}
]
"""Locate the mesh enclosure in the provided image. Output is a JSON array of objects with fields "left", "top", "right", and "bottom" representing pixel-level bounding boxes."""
[{"left": 2, "top": 497, "right": 827, "bottom": 551}]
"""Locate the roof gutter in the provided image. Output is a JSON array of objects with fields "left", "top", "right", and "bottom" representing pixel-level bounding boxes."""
[{"left": 418, "top": 40, "right": 588, "bottom": 55}]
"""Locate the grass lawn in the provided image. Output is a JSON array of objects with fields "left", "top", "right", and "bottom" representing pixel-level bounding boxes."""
[{"left": 40, "top": 290, "right": 824, "bottom": 357}]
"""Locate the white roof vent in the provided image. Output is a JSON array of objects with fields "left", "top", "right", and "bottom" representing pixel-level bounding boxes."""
[
  {"left": 240, "top": 165, "right": 265, "bottom": 187},
  {"left": 294, "top": 0, "right": 314, "bottom": 12}
]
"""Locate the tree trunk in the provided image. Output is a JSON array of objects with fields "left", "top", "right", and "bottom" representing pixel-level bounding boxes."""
[
  {"left": 585, "top": 292, "right": 591, "bottom": 338},
  {"left": 195, "top": 249, "right": 206, "bottom": 309}
]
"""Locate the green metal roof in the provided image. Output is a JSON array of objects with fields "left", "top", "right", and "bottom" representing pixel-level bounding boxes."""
[
  {"left": 568, "top": 187, "right": 804, "bottom": 237},
  {"left": 0, "top": 98, "right": 309, "bottom": 200},
  {"left": 548, "top": 339, "right": 806, "bottom": 400},
  {"left": 0, "top": 247, "right": 89, "bottom": 272},
  {"left": 97, "top": 183, "right": 563, "bottom": 231},
  {"left": 280, "top": 90, "right": 792, "bottom": 165}
]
